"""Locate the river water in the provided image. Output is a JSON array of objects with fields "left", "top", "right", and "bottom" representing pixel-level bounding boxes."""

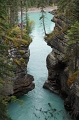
[{"left": 8, "top": 12, "right": 71, "bottom": 120}]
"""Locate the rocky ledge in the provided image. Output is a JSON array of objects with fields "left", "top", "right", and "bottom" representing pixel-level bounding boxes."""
[
  {"left": 43, "top": 10, "right": 79, "bottom": 120},
  {"left": 13, "top": 74, "right": 35, "bottom": 97}
]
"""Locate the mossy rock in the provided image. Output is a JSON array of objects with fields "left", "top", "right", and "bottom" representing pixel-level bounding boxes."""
[
  {"left": 67, "top": 71, "right": 78, "bottom": 86},
  {"left": 45, "top": 29, "right": 59, "bottom": 41},
  {"left": 13, "top": 58, "right": 27, "bottom": 67},
  {"left": 6, "top": 26, "right": 32, "bottom": 48},
  {"left": 18, "top": 50, "right": 25, "bottom": 55},
  {"left": 6, "top": 36, "right": 32, "bottom": 48},
  {"left": 45, "top": 30, "right": 55, "bottom": 41},
  {"left": 13, "top": 59, "right": 21, "bottom": 66},
  {"left": 19, "top": 58, "right": 25, "bottom": 63}
]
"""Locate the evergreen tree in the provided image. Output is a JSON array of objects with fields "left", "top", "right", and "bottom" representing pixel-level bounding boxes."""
[
  {"left": 58, "top": 0, "right": 79, "bottom": 74},
  {"left": 58, "top": 0, "right": 79, "bottom": 23},
  {"left": 66, "top": 21, "right": 79, "bottom": 73},
  {"left": 0, "top": 96, "right": 11, "bottom": 120},
  {"left": 26, "top": 0, "right": 54, "bottom": 7},
  {"left": 7, "top": 0, "right": 19, "bottom": 27},
  {"left": 38, "top": 0, "right": 47, "bottom": 35},
  {"left": 0, "top": 0, "right": 13, "bottom": 83},
  {"left": 0, "top": 0, "right": 13, "bottom": 119},
  {"left": 72, "top": 0, "right": 79, "bottom": 22}
]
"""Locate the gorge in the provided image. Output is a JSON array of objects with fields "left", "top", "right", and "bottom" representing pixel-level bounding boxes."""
[
  {"left": 1, "top": 1, "right": 79, "bottom": 120},
  {"left": 8, "top": 11, "right": 71, "bottom": 120}
]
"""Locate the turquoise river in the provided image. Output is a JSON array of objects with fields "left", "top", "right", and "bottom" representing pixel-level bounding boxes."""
[{"left": 8, "top": 11, "right": 72, "bottom": 120}]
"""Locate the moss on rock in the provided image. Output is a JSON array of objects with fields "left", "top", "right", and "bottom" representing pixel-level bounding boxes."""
[{"left": 67, "top": 71, "right": 78, "bottom": 86}]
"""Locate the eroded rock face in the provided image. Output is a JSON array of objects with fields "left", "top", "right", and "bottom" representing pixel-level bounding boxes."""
[
  {"left": 9, "top": 45, "right": 35, "bottom": 97},
  {"left": 43, "top": 50, "right": 68, "bottom": 96},
  {"left": 0, "top": 44, "right": 35, "bottom": 97},
  {"left": 43, "top": 10, "right": 79, "bottom": 120}
]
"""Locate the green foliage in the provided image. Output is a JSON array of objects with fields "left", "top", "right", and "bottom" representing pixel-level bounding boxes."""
[
  {"left": 72, "top": 0, "right": 79, "bottom": 22},
  {"left": 7, "top": 0, "right": 19, "bottom": 27},
  {"left": 7, "top": 26, "right": 32, "bottom": 48},
  {"left": 24, "top": 3, "right": 35, "bottom": 34},
  {"left": 0, "top": 0, "right": 14, "bottom": 79},
  {"left": 10, "top": 96, "right": 24, "bottom": 105},
  {"left": 0, "top": 1, "right": 15, "bottom": 119},
  {"left": 39, "top": 10, "right": 47, "bottom": 35},
  {"left": 37, "top": 0, "right": 47, "bottom": 35},
  {"left": 66, "top": 21, "right": 79, "bottom": 72},
  {"left": 37, "top": 0, "right": 46, "bottom": 8},
  {"left": 66, "top": 21, "right": 79, "bottom": 45},
  {"left": 0, "top": 95, "right": 23, "bottom": 120},
  {"left": 58, "top": 0, "right": 79, "bottom": 73},
  {"left": 0, "top": 95, "right": 12, "bottom": 120},
  {"left": 27, "top": 0, "right": 54, "bottom": 7},
  {"left": 58, "top": 0, "right": 67, "bottom": 12},
  {"left": 57, "top": 0, "right": 74, "bottom": 25},
  {"left": 58, "top": 0, "right": 79, "bottom": 23},
  {"left": 24, "top": 14, "right": 35, "bottom": 34}
]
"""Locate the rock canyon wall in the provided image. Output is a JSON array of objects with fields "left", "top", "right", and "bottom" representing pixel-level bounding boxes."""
[
  {"left": 43, "top": 10, "right": 79, "bottom": 120},
  {"left": 0, "top": 33, "right": 35, "bottom": 98}
]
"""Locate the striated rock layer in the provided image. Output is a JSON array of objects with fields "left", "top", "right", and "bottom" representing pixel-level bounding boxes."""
[{"left": 43, "top": 10, "right": 79, "bottom": 120}]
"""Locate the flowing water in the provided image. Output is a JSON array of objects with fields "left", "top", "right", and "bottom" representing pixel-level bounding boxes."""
[{"left": 8, "top": 12, "right": 71, "bottom": 120}]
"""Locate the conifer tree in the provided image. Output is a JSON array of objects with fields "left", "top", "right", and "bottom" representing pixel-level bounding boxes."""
[
  {"left": 0, "top": 1, "right": 13, "bottom": 84},
  {"left": 38, "top": 0, "right": 47, "bottom": 35},
  {"left": 72, "top": 0, "right": 79, "bottom": 22},
  {"left": 0, "top": 1, "right": 13, "bottom": 119},
  {"left": 66, "top": 21, "right": 79, "bottom": 73},
  {"left": 56, "top": 0, "right": 79, "bottom": 76}
]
